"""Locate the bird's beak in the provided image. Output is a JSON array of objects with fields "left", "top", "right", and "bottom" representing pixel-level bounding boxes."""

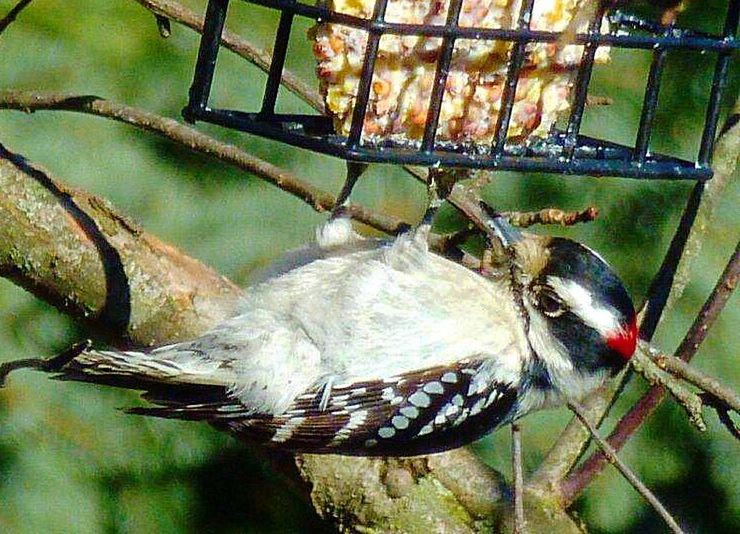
[{"left": 489, "top": 214, "right": 523, "bottom": 249}]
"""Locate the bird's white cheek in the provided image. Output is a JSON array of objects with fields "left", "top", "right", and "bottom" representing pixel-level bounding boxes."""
[
  {"left": 524, "top": 304, "right": 572, "bottom": 376},
  {"left": 523, "top": 302, "right": 608, "bottom": 401}
]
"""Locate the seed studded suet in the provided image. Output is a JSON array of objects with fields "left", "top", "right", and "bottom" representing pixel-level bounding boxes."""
[{"left": 311, "top": 0, "right": 610, "bottom": 146}]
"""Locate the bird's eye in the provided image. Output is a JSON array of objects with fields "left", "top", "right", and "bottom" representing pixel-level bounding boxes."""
[{"left": 537, "top": 288, "right": 565, "bottom": 317}]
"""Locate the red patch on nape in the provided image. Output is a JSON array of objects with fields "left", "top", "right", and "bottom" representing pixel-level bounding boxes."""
[{"left": 607, "top": 317, "right": 638, "bottom": 361}]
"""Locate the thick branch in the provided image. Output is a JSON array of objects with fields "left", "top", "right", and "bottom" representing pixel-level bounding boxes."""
[
  {"left": 0, "top": 144, "right": 240, "bottom": 345},
  {"left": 0, "top": 146, "right": 520, "bottom": 532},
  {"left": 0, "top": 90, "right": 407, "bottom": 235}
]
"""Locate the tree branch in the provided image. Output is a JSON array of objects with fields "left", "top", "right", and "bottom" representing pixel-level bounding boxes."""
[
  {"left": 648, "top": 344, "right": 740, "bottom": 415},
  {"left": 0, "top": 143, "right": 241, "bottom": 345},
  {"left": 629, "top": 343, "right": 706, "bottom": 432},
  {"left": 673, "top": 239, "right": 740, "bottom": 363},
  {"left": 511, "top": 424, "right": 526, "bottom": 534},
  {"left": 0, "top": 90, "right": 407, "bottom": 236},
  {"left": 0, "top": 0, "right": 33, "bottom": 35},
  {"left": 567, "top": 401, "right": 686, "bottom": 534}
]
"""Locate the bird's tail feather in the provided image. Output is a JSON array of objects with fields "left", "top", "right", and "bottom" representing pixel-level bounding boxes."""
[
  {"left": 2, "top": 340, "right": 233, "bottom": 398},
  {"left": 0, "top": 340, "right": 238, "bottom": 419},
  {"left": 59, "top": 347, "right": 186, "bottom": 387},
  {"left": 51, "top": 340, "right": 236, "bottom": 388}
]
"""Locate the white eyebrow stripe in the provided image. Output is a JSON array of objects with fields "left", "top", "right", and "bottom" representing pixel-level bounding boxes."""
[{"left": 547, "top": 276, "right": 619, "bottom": 336}]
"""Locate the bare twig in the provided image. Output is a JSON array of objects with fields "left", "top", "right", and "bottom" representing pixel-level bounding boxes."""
[
  {"left": 133, "top": 0, "right": 323, "bottom": 111},
  {"left": 0, "top": 0, "right": 32, "bottom": 35},
  {"left": 0, "top": 87, "right": 600, "bottom": 244},
  {"left": 647, "top": 344, "right": 740, "bottom": 415},
  {"left": 511, "top": 423, "right": 526, "bottom": 534},
  {"left": 567, "top": 401, "right": 686, "bottom": 534},
  {"left": 674, "top": 240, "right": 740, "bottom": 362},
  {"left": 504, "top": 206, "right": 598, "bottom": 228},
  {"left": 0, "top": 90, "right": 407, "bottom": 235},
  {"left": 562, "top": 239, "right": 740, "bottom": 504},
  {"left": 527, "top": 381, "right": 618, "bottom": 497},
  {"left": 630, "top": 344, "right": 706, "bottom": 431}
]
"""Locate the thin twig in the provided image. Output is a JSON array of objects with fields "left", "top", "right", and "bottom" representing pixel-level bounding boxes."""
[
  {"left": 0, "top": 89, "right": 600, "bottom": 262},
  {"left": 526, "top": 381, "right": 618, "bottom": 498},
  {"left": 0, "top": 0, "right": 33, "bottom": 34},
  {"left": 630, "top": 343, "right": 706, "bottom": 431},
  {"left": 133, "top": 0, "right": 323, "bottom": 111},
  {"left": 647, "top": 344, "right": 740, "bottom": 415},
  {"left": 0, "top": 90, "right": 407, "bottom": 235},
  {"left": 511, "top": 423, "right": 526, "bottom": 534},
  {"left": 562, "top": 239, "right": 740, "bottom": 504},
  {"left": 567, "top": 401, "right": 686, "bottom": 534},
  {"left": 674, "top": 239, "right": 740, "bottom": 362},
  {"left": 700, "top": 394, "right": 740, "bottom": 440},
  {"left": 504, "top": 207, "right": 598, "bottom": 228}
]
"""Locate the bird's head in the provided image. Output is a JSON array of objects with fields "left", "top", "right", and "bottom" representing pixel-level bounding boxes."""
[{"left": 490, "top": 217, "right": 638, "bottom": 380}]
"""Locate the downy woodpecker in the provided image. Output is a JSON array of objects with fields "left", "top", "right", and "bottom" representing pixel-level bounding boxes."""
[{"left": 2, "top": 215, "right": 637, "bottom": 455}]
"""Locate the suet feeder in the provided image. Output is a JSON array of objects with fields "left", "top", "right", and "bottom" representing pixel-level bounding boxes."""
[{"left": 183, "top": 0, "right": 738, "bottom": 180}]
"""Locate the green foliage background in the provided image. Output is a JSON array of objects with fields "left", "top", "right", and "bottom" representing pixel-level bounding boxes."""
[{"left": 0, "top": 0, "right": 737, "bottom": 531}]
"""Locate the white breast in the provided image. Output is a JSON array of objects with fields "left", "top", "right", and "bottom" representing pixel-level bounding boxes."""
[{"left": 228, "top": 232, "right": 531, "bottom": 413}]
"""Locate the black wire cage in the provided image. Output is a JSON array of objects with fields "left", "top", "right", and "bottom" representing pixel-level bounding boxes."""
[{"left": 183, "top": 0, "right": 739, "bottom": 180}]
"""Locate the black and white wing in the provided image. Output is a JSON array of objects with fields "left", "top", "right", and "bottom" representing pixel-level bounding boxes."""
[{"left": 130, "top": 357, "right": 519, "bottom": 456}]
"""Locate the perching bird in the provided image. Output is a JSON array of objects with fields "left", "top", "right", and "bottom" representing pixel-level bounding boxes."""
[{"left": 0, "top": 214, "right": 637, "bottom": 456}]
